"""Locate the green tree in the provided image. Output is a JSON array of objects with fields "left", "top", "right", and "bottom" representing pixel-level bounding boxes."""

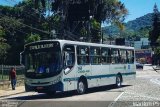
[
  {"left": 149, "top": 4, "right": 160, "bottom": 65},
  {"left": 0, "top": 26, "right": 5, "bottom": 38},
  {"left": 0, "top": 26, "right": 10, "bottom": 64},
  {"left": 0, "top": 37, "right": 10, "bottom": 64},
  {"left": 90, "top": 19, "right": 101, "bottom": 42},
  {"left": 49, "top": 0, "right": 128, "bottom": 41},
  {"left": 0, "top": 0, "right": 49, "bottom": 64},
  {"left": 149, "top": 3, "right": 160, "bottom": 46},
  {"left": 26, "top": 34, "right": 41, "bottom": 43}
]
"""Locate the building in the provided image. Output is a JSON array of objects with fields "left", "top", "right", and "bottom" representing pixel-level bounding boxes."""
[
  {"left": 134, "top": 38, "right": 150, "bottom": 50},
  {"left": 134, "top": 38, "right": 152, "bottom": 64}
]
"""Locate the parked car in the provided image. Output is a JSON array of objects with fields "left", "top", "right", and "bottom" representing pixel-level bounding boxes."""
[{"left": 136, "top": 62, "right": 144, "bottom": 69}]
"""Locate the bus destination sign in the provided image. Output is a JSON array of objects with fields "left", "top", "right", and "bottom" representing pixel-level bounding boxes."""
[{"left": 29, "top": 43, "right": 54, "bottom": 50}]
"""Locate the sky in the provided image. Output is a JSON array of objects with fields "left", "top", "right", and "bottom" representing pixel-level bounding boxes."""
[
  {"left": 1, "top": 0, "right": 160, "bottom": 22},
  {"left": 120, "top": 0, "right": 160, "bottom": 22},
  {"left": 0, "top": 0, "right": 21, "bottom": 6}
]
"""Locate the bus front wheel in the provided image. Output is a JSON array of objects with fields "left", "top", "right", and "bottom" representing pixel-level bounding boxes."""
[
  {"left": 116, "top": 75, "right": 122, "bottom": 88},
  {"left": 77, "top": 80, "right": 86, "bottom": 94}
]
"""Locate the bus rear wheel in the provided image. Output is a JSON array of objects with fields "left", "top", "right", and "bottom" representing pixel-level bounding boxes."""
[
  {"left": 116, "top": 75, "right": 122, "bottom": 88},
  {"left": 77, "top": 80, "right": 86, "bottom": 94}
]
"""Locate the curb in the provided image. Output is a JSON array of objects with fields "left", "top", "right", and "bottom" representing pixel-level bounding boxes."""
[
  {"left": 0, "top": 91, "right": 25, "bottom": 98},
  {"left": 152, "top": 66, "right": 160, "bottom": 72}
]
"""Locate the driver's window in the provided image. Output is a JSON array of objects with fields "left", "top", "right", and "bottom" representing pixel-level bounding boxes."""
[{"left": 63, "top": 45, "right": 75, "bottom": 69}]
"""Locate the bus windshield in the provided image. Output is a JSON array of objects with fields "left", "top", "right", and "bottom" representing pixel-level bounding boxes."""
[{"left": 25, "top": 42, "right": 62, "bottom": 79}]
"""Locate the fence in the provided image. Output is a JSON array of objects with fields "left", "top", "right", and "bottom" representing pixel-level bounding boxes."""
[{"left": 0, "top": 65, "right": 25, "bottom": 81}]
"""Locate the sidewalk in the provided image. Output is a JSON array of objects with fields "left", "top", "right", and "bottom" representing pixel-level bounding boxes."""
[
  {"left": 142, "top": 65, "right": 160, "bottom": 71},
  {"left": 0, "top": 86, "right": 25, "bottom": 98},
  {"left": 152, "top": 65, "right": 160, "bottom": 72}
]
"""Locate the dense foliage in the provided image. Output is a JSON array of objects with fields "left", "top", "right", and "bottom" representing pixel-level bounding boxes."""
[
  {"left": 149, "top": 4, "right": 160, "bottom": 47},
  {"left": 49, "top": 0, "right": 128, "bottom": 42},
  {"left": 0, "top": 1, "right": 49, "bottom": 64},
  {"left": 0, "top": 0, "right": 127, "bottom": 65},
  {"left": 149, "top": 4, "right": 160, "bottom": 62},
  {"left": 0, "top": 0, "right": 128, "bottom": 65}
]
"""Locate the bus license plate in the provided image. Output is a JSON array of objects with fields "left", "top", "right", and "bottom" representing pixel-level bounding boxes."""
[{"left": 37, "top": 87, "right": 43, "bottom": 90}]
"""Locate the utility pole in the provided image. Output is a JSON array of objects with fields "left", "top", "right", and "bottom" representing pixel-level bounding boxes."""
[
  {"left": 88, "top": 10, "right": 92, "bottom": 43},
  {"left": 48, "top": 0, "right": 51, "bottom": 39},
  {"left": 100, "top": 23, "right": 103, "bottom": 44}
]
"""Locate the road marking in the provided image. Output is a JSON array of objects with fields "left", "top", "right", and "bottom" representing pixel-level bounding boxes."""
[
  {"left": 114, "top": 92, "right": 124, "bottom": 102},
  {"left": 109, "top": 91, "right": 160, "bottom": 107},
  {"left": 108, "top": 92, "right": 124, "bottom": 107},
  {"left": 150, "top": 78, "right": 160, "bottom": 86},
  {"left": 125, "top": 92, "right": 160, "bottom": 101}
]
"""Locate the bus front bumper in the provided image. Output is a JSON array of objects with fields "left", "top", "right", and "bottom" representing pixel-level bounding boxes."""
[{"left": 25, "top": 82, "right": 63, "bottom": 93}]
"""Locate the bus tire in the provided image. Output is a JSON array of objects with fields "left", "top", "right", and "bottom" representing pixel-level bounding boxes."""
[
  {"left": 116, "top": 75, "right": 122, "bottom": 88},
  {"left": 77, "top": 80, "right": 87, "bottom": 94}
]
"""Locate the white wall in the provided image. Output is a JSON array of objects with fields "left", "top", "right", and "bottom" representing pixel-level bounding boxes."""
[{"left": 134, "top": 38, "right": 149, "bottom": 49}]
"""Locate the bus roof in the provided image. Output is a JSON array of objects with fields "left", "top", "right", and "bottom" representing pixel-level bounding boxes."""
[{"left": 25, "top": 39, "right": 134, "bottom": 50}]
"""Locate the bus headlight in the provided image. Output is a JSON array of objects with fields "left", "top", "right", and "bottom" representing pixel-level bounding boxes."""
[{"left": 52, "top": 76, "right": 61, "bottom": 84}]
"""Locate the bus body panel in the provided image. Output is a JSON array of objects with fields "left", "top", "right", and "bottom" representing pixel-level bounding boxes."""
[
  {"left": 63, "top": 66, "right": 77, "bottom": 91},
  {"left": 22, "top": 40, "right": 136, "bottom": 93},
  {"left": 122, "top": 64, "right": 136, "bottom": 82}
]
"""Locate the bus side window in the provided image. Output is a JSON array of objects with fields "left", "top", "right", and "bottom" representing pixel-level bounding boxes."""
[
  {"left": 77, "top": 46, "right": 89, "bottom": 65},
  {"left": 118, "top": 49, "right": 121, "bottom": 63},
  {"left": 127, "top": 50, "right": 134, "bottom": 64},
  {"left": 119, "top": 49, "right": 126, "bottom": 64},
  {"left": 101, "top": 48, "right": 110, "bottom": 64},
  {"left": 126, "top": 51, "right": 129, "bottom": 63},
  {"left": 108, "top": 49, "right": 111, "bottom": 63},
  {"left": 111, "top": 48, "right": 119, "bottom": 64},
  {"left": 90, "top": 47, "right": 101, "bottom": 65}
]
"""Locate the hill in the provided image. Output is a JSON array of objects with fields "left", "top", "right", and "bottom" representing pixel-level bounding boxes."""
[
  {"left": 103, "top": 13, "right": 153, "bottom": 39},
  {"left": 126, "top": 13, "right": 152, "bottom": 30}
]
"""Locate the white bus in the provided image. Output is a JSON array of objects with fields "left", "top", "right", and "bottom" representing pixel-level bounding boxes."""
[{"left": 21, "top": 40, "right": 136, "bottom": 95}]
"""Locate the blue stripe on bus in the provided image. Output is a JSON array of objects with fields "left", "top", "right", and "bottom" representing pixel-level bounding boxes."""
[{"left": 63, "top": 72, "right": 136, "bottom": 82}]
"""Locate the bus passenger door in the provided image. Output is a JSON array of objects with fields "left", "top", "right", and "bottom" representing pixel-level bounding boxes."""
[{"left": 63, "top": 45, "right": 76, "bottom": 91}]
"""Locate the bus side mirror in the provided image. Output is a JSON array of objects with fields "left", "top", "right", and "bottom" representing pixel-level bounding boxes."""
[
  {"left": 64, "top": 52, "right": 70, "bottom": 66},
  {"left": 20, "top": 51, "right": 25, "bottom": 65}
]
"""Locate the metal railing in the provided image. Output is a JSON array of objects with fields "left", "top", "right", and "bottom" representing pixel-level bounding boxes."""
[{"left": 0, "top": 65, "right": 25, "bottom": 81}]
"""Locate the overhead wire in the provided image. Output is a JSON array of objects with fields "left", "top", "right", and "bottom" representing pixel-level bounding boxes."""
[
  {"left": 0, "top": 15, "right": 50, "bottom": 34},
  {"left": 2, "top": 0, "right": 105, "bottom": 42}
]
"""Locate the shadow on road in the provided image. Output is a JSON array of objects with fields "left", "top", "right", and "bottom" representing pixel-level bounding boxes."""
[{"left": 7, "top": 85, "right": 131, "bottom": 100}]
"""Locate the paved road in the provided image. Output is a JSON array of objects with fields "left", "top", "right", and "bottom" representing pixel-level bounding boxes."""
[
  {"left": 1, "top": 65, "right": 160, "bottom": 107},
  {"left": 0, "top": 86, "right": 123, "bottom": 107}
]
